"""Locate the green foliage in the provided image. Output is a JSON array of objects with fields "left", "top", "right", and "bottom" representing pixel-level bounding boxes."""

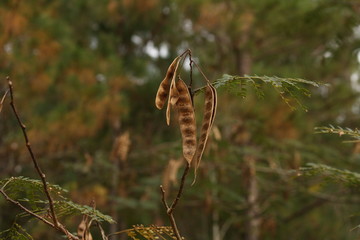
[
  {"left": 57, "top": 200, "right": 115, "bottom": 223},
  {"left": 315, "top": 125, "right": 360, "bottom": 142},
  {"left": 301, "top": 163, "right": 360, "bottom": 187},
  {"left": 0, "top": 176, "right": 67, "bottom": 199},
  {"left": 0, "top": 0, "right": 360, "bottom": 239},
  {"left": 0, "top": 176, "right": 114, "bottom": 224},
  {"left": 0, "top": 223, "right": 33, "bottom": 240},
  {"left": 213, "top": 74, "right": 320, "bottom": 110}
]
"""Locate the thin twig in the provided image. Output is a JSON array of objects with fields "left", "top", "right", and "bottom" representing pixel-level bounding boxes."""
[
  {"left": 160, "top": 162, "right": 190, "bottom": 240},
  {"left": 192, "top": 61, "right": 210, "bottom": 84},
  {"left": 0, "top": 89, "right": 9, "bottom": 114},
  {"left": 95, "top": 221, "right": 109, "bottom": 240},
  {"left": 4, "top": 78, "right": 79, "bottom": 239},
  {"left": 1, "top": 89, "right": 9, "bottom": 104},
  {"left": 7, "top": 77, "right": 59, "bottom": 227},
  {"left": 160, "top": 185, "right": 182, "bottom": 240},
  {"left": 168, "top": 163, "right": 190, "bottom": 214},
  {"left": 188, "top": 49, "right": 193, "bottom": 88}
]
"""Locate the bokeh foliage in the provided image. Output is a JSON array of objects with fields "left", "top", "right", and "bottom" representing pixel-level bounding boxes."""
[{"left": 1, "top": 0, "right": 360, "bottom": 239}]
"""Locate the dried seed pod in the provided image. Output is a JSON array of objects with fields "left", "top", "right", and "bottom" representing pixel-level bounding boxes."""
[
  {"left": 193, "top": 82, "right": 217, "bottom": 183},
  {"left": 110, "top": 131, "right": 131, "bottom": 162},
  {"left": 77, "top": 216, "right": 93, "bottom": 240},
  {"left": 176, "top": 79, "right": 197, "bottom": 163},
  {"left": 209, "top": 83, "right": 217, "bottom": 127},
  {"left": 166, "top": 78, "right": 180, "bottom": 125},
  {"left": 155, "top": 57, "right": 180, "bottom": 109}
]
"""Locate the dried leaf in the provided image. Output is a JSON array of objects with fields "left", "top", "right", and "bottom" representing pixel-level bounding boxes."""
[
  {"left": 193, "top": 83, "right": 217, "bottom": 184},
  {"left": 155, "top": 57, "right": 180, "bottom": 110},
  {"left": 176, "top": 79, "right": 197, "bottom": 163},
  {"left": 111, "top": 131, "right": 131, "bottom": 162}
]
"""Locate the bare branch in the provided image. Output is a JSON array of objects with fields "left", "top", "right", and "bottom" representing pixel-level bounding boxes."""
[
  {"left": 4, "top": 77, "right": 79, "bottom": 240},
  {"left": 159, "top": 162, "right": 190, "bottom": 240},
  {"left": 160, "top": 185, "right": 182, "bottom": 240},
  {"left": 168, "top": 163, "right": 190, "bottom": 214},
  {"left": 7, "top": 77, "right": 59, "bottom": 227}
]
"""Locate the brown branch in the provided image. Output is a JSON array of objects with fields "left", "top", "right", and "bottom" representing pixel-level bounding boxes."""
[
  {"left": 160, "top": 162, "right": 190, "bottom": 240},
  {"left": 4, "top": 77, "right": 79, "bottom": 239},
  {"left": 168, "top": 162, "right": 190, "bottom": 214},
  {"left": 7, "top": 77, "right": 59, "bottom": 227},
  {"left": 160, "top": 185, "right": 182, "bottom": 240},
  {"left": 188, "top": 49, "right": 193, "bottom": 88}
]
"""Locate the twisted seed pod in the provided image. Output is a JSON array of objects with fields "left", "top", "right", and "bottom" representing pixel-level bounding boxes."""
[
  {"left": 176, "top": 79, "right": 197, "bottom": 163},
  {"left": 166, "top": 78, "right": 179, "bottom": 125},
  {"left": 155, "top": 57, "right": 180, "bottom": 109},
  {"left": 209, "top": 83, "right": 217, "bottom": 126},
  {"left": 193, "top": 82, "right": 217, "bottom": 184}
]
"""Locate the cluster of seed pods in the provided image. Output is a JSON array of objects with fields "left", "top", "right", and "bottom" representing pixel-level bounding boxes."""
[{"left": 155, "top": 53, "right": 217, "bottom": 180}]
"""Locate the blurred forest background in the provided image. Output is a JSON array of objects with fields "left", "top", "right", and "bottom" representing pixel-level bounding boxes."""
[{"left": 1, "top": 0, "right": 360, "bottom": 239}]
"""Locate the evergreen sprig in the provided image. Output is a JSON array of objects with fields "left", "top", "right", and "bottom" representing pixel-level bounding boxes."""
[{"left": 315, "top": 125, "right": 360, "bottom": 142}]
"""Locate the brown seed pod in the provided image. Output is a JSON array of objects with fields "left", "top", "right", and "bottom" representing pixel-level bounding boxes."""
[
  {"left": 77, "top": 215, "right": 93, "bottom": 240},
  {"left": 155, "top": 57, "right": 180, "bottom": 110},
  {"left": 166, "top": 77, "right": 180, "bottom": 125},
  {"left": 209, "top": 83, "right": 217, "bottom": 127},
  {"left": 176, "top": 78, "right": 197, "bottom": 163},
  {"left": 193, "top": 82, "right": 217, "bottom": 183}
]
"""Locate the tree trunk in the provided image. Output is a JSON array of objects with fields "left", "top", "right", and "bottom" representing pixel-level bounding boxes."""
[{"left": 244, "top": 156, "right": 261, "bottom": 240}]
